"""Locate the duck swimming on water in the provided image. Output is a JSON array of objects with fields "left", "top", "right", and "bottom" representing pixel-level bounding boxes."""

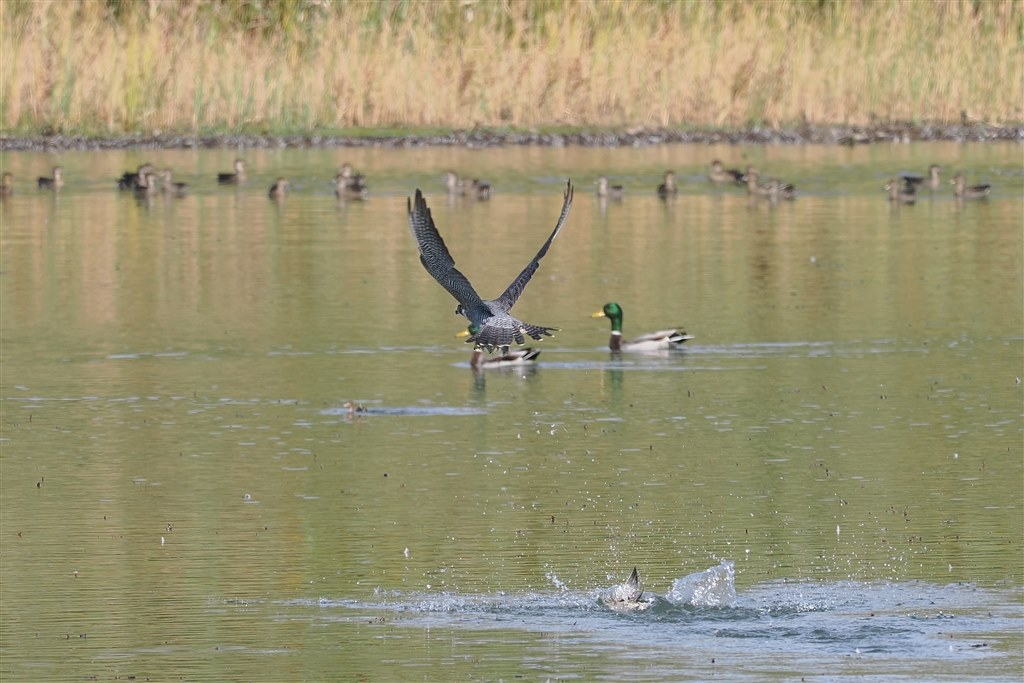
[
  {"left": 596, "top": 176, "right": 624, "bottom": 200},
  {"left": 37, "top": 166, "right": 64, "bottom": 190},
  {"left": 901, "top": 164, "right": 941, "bottom": 191},
  {"left": 445, "top": 171, "right": 491, "bottom": 200},
  {"left": 885, "top": 178, "right": 917, "bottom": 204},
  {"left": 593, "top": 302, "right": 693, "bottom": 352},
  {"left": 709, "top": 160, "right": 745, "bottom": 184},
  {"left": 217, "top": 159, "right": 246, "bottom": 184},
  {"left": 951, "top": 173, "right": 991, "bottom": 199},
  {"left": 657, "top": 171, "right": 677, "bottom": 198},
  {"left": 407, "top": 180, "right": 574, "bottom": 354},
  {"left": 268, "top": 178, "right": 289, "bottom": 200},
  {"left": 335, "top": 163, "right": 368, "bottom": 199},
  {"left": 118, "top": 163, "right": 154, "bottom": 190}
]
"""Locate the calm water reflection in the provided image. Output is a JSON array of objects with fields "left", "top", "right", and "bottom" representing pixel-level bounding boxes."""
[{"left": 1, "top": 142, "right": 1021, "bottom": 681}]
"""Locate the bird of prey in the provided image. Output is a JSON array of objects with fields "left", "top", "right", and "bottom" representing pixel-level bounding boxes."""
[{"left": 407, "top": 180, "right": 573, "bottom": 353}]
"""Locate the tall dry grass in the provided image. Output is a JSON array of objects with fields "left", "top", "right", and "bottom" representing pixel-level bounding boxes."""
[{"left": 1, "top": 0, "right": 1021, "bottom": 135}]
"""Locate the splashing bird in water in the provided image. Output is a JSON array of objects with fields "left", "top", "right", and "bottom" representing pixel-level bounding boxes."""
[
  {"left": 407, "top": 180, "right": 574, "bottom": 353},
  {"left": 601, "top": 567, "right": 653, "bottom": 612}
]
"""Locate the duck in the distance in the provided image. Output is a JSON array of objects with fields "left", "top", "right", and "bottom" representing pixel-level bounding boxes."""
[
  {"left": 951, "top": 173, "right": 991, "bottom": 199},
  {"left": 217, "top": 159, "right": 246, "bottom": 184},
  {"left": 885, "top": 178, "right": 917, "bottom": 204},
  {"left": 709, "top": 160, "right": 746, "bottom": 185},
  {"left": 656, "top": 171, "right": 677, "bottom": 198},
  {"left": 268, "top": 178, "right": 289, "bottom": 200},
  {"left": 596, "top": 176, "right": 624, "bottom": 200},
  {"left": 900, "top": 164, "right": 941, "bottom": 191},
  {"left": 592, "top": 302, "right": 693, "bottom": 352},
  {"left": 37, "top": 166, "right": 64, "bottom": 190}
]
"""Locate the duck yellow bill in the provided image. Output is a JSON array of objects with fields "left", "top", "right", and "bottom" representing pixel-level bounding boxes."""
[
  {"left": 455, "top": 329, "right": 472, "bottom": 338},
  {"left": 591, "top": 310, "right": 607, "bottom": 318}
]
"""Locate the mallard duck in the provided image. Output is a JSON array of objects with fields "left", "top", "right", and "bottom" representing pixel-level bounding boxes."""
[
  {"left": 657, "top": 171, "right": 677, "bottom": 198},
  {"left": 341, "top": 400, "right": 367, "bottom": 416},
  {"left": 601, "top": 567, "right": 653, "bottom": 612},
  {"left": 133, "top": 171, "right": 159, "bottom": 198},
  {"left": 901, "top": 164, "right": 941, "bottom": 190},
  {"left": 596, "top": 176, "right": 624, "bottom": 199},
  {"left": 745, "top": 169, "right": 795, "bottom": 199},
  {"left": 268, "top": 178, "right": 289, "bottom": 200},
  {"left": 445, "top": 171, "right": 491, "bottom": 199},
  {"left": 884, "top": 178, "right": 916, "bottom": 204},
  {"left": 37, "top": 166, "right": 64, "bottom": 189},
  {"left": 709, "top": 160, "right": 745, "bottom": 184},
  {"left": 593, "top": 302, "right": 693, "bottom": 352},
  {"left": 458, "top": 325, "right": 541, "bottom": 368},
  {"left": 744, "top": 168, "right": 773, "bottom": 196},
  {"left": 408, "top": 180, "right": 574, "bottom": 353},
  {"left": 0, "top": 172, "right": 13, "bottom": 197},
  {"left": 217, "top": 159, "right": 246, "bottom": 184},
  {"left": 158, "top": 169, "right": 188, "bottom": 196},
  {"left": 444, "top": 170, "right": 465, "bottom": 195},
  {"left": 766, "top": 179, "right": 797, "bottom": 200},
  {"left": 951, "top": 173, "right": 991, "bottom": 199},
  {"left": 335, "top": 163, "right": 369, "bottom": 199},
  {"left": 469, "top": 178, "right": 492, "bottom": 200},
  {"left": 117, "top": 163, "right": 154, "bottom": 190}
]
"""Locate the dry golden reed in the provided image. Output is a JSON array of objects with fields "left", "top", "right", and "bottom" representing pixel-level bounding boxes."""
[{"left": 1, "top": 0, "right": 1021, "bottom": 135}]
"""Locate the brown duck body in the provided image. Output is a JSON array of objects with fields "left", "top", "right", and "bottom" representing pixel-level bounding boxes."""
[
  {"left": 37, "top": 166, "right": 64, "bottom": 189},
  {"left": 335, "top": 163, "right": 369, "bottom": 199},
  {"left": 885, "top": 178, "right": 917, "bottom": 204},
  {"left": 657, "top": 171, "right": 677, "bottom": 198},
  {"left": 268, "top": 178, "right": 290, "bottom": 200},
  {"left": 218, "top": 159, "right": 246, "bottom": 184},
  {"left": 951, "top": 173, "right": 991, "bottom": 199},
  {"left": 596, "top": 176, "right": 624, "bottom": 199},
  {"left": 709, "top": 160, "right": 745, "bottom": 184},
  {"left": 901, "top": 164, "right": 941, "bottom": 191},
  {"left": 159, "top": 169, "right": 188, "bottom": 196},
  {"left": 118, "top": 163, "right": 154, "bottom": 190},
  {"left": 445, "top": 171, "right": 491, "bottom": 199}
]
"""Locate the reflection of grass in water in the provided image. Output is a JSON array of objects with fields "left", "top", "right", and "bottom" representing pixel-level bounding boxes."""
[{"left": 2, "top": 1, "right": 1020, "bottom": 135}]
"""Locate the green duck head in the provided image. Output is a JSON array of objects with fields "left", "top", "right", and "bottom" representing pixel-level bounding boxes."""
[
  {"left": 456, "top": 324, "right": 482, "bottom": 342},
  {"left": 592, "top": 302, "right": 624, "bottom": 332}
]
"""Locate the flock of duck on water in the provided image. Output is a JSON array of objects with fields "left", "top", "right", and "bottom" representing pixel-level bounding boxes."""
[
  {"left": 8, "top": 157, "right": 993, "bottom": 373},
  {"left": 12, "top": 157, "right": 991, "bottom": 203},
  {"left": 598, "top": 159, "right": 991, "bottom": 203}
]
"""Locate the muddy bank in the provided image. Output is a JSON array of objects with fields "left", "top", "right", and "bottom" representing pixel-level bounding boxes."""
[{"left": 1, "top": 123, "right": 1021, "bottom": 152}]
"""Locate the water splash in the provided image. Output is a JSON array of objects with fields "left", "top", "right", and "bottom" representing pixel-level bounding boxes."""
[{"left": 665, "top": 559, "right": 736, "bottom": 607}]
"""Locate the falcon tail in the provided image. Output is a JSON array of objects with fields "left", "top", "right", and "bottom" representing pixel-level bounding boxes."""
[{"left": 465, "top": 322, "right": 559, "bottom": 353}]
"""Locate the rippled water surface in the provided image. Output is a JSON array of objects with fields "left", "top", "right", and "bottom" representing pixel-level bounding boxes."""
[{"left": 1, "top": 142, "right": 1022, "bottom": 681}]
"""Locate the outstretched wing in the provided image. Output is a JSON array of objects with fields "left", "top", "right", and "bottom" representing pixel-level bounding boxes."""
[
  {"left": 407, "top": 189, "right": 488, "bottom": 314},
  {"left": 493, "top": 180, "right": 573, "bottom": 312}
]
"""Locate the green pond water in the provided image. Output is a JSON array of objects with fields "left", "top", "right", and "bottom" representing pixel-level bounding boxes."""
[{"left": 1, "top": 142, "right": 1022, "bottom": 681}]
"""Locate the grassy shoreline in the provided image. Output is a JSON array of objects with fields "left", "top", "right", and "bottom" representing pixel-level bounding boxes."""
[
  {"left": 2, "top": 1, "right": 1022, "bottom": 137},
  {"left": 2, "top": 121, "right": 1022, "bottom": 152}
]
